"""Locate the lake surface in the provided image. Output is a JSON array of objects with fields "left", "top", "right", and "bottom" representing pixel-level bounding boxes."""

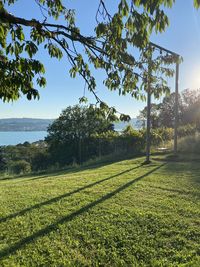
[{"left": 0, "top": 131, "right": 47, "bottom": 146}]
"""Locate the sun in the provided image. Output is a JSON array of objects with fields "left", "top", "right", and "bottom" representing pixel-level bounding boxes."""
[{"left": 190, "top": 68, "right": 200, "bottom": 89}]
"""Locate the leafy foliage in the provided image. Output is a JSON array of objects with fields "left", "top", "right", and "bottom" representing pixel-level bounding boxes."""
[
  {"left": 178, "top": 133, "right": 200, "bottom": 153},
  {"left": 8, "top": 159, "right": 31, "bottom": 174},
  {"left": 1, "top": 141, "right": 48, "bottom": 172},
  {"left": 138, "top": 103, "right": 161, "bottom": 129},
  {"left": 46, "top": 105, "right": 117, "bottom": 164},
  {"left": 177, "top": 124, "right": 198, "bottom": 138},
  {"left": 0, "top": 0, "right": 195, "bottom": 104},
  {"left": 138, "top": 88, "right": 200, "bottom": 129},
  {"left": 0, "top": 147, "right": 6, "bottom": 170}
]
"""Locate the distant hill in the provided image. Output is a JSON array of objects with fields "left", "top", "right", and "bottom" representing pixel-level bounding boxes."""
[
  {"left": 0, "top": 117, "right": 142, "bottom": 132},
  {"left": 0, "top": 118, "right": 54, "bottom": 131}
]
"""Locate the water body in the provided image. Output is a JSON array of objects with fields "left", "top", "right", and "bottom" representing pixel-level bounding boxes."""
[
  {"left": 0, "top": 131, "right": 47, "bottom": 146},
  {"left": 0, "top": 123, "right": 140, "bottom": 146}
]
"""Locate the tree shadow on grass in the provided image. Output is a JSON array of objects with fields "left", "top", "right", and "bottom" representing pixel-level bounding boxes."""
[
  {"left": 152, "top": 153, "right": 200, "bottom": 163},
  {"left": 0, "top": 163, "right": 165, "bottom": 260},
  {"left": 161, "top": 158, "right": 200, "bottom": 183},
  {"left": 29, "top": 154, "right": 146, "bottom": 182},
  {"left": 0, "top": 165, "right": 99, "bottom": 182},
  {"left": 150, "top": 186, "right": 200, "bottom": 199},
  {"left": 0, "top": 165, "right": 142, "bottom": 224}
]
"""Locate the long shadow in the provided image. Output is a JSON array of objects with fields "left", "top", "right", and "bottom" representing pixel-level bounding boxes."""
[
  {"left": 0, "top": 165, "right": 142, "bottom": 224},
  {"left": 29, "top": 154, "right": 146, "bottom": 182},
  {"left": 152, "top": 154, "right": 200, "bottom": 163},
  {"left": 0, "top": 161, "right": 112, "bottom": 182},
  {"left": 0, "top": 166, "right": 91, "bottom": 182},
  {"left": 161, "top": 159, "right": 200, "bottom": 184},
  {"left": 0, "top": 153, "right": 145, "bottom": 182},
  {"left": 0, "top": 163, "right": 165, "bottom": 259}
]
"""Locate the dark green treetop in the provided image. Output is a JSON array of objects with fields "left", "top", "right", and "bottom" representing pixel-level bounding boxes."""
[{"left": 47, "top": 104, "right": 117, "bottom": 144}]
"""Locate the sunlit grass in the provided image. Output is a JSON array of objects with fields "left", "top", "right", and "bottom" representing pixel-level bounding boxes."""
[{"left": 0, "top": 156, "right": 199, "bottom": 266}]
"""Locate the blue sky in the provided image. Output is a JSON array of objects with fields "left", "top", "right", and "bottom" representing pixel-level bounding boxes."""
[{"left": 1, "top": 0, "right": 200, "bottom": 119}]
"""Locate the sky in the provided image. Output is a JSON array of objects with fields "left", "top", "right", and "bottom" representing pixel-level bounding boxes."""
[{"left": 1, "top": 0, "right": 200, "bottom": 119}]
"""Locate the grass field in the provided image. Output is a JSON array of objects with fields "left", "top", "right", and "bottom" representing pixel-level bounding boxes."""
[{"left": 0, "top": 155, "right": 200, "bottom": 266}]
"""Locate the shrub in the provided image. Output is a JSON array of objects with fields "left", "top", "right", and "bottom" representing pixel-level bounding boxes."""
[
  {"left": 8, "top": 160, "right": 31, "bottom": 175},
  {"left": 31, "top": 151, "right": 51, "bottom": 171},
  {"left": 121, "top": 126, "right": 145, "bottom": 153},
  {"left": 178, "top": 134, "right": 200, "bottom": 153},
  {"left": 90, "top": 126, "right": 145, "bottom": 157},
  {"left": 157, "top": 127, "right": 174, "bottom": 141},
  {"left": 178, "top": 124, "right": 197, "bottom": 137}
]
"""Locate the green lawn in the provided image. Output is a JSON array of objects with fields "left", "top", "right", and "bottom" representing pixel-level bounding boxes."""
[{"left": 0, "top": 156, "right": 200, "bottom": 266}]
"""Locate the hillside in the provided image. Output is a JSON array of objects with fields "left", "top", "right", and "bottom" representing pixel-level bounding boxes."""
[
  {"left": 0, "top": 118, "right": 54, "bottom": 131},
  {"left": 0, "top": 156, "right": 199, "bottom": 266},
  {"left": 0, "top": 118, "right": 142, "bottom": 132}
]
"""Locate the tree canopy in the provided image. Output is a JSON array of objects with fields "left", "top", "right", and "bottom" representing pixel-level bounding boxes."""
[
  {"left": 46, "top": 104, "right": 117, "bottom": 164},
  {"left": 138, "top": 88, "right": 200, "bottom": 129},
  {"left": 0, "top": 0, "right": 199, "bottom": 104}
]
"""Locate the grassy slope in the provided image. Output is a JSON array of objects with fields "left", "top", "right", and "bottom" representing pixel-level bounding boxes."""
[{"left": 0, "top": 156, "right": 199, "bottom": 266}]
